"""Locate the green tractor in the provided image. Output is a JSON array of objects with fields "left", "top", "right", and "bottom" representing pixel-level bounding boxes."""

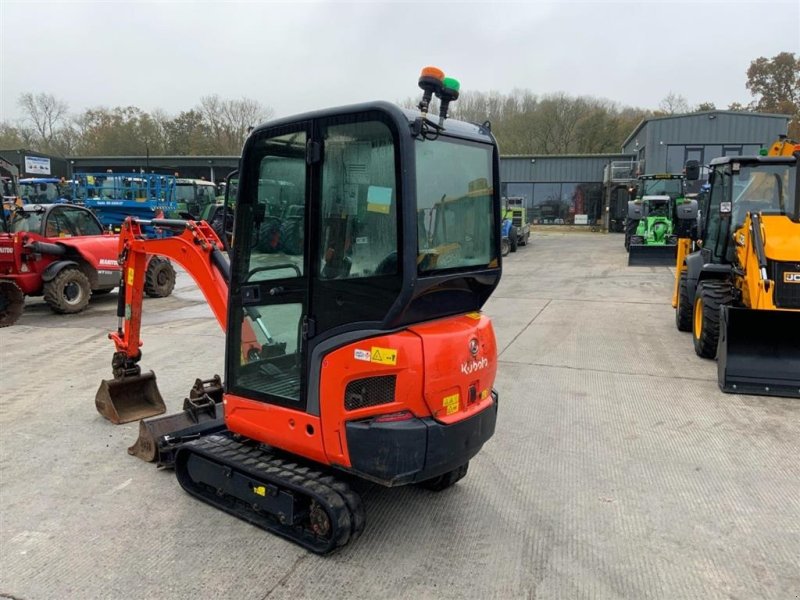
[{"left": 625, "top": 173, "right": 686, "bottom": 266}]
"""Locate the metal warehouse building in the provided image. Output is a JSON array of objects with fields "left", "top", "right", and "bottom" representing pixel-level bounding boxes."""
[{"left": 500, "top": 110, "right": 790, "bottom": 228}]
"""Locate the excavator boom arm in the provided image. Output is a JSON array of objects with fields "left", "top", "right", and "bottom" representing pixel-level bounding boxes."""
[{"left": 110, "top": 218, "right": 229, "bottom": 359}]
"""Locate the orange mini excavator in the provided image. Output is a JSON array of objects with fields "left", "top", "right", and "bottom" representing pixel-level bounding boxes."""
[{"left": 94, "top": 68, "right": 503, "bottom": 553}]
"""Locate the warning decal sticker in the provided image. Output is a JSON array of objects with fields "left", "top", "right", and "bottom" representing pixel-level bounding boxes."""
[{"left": 370, "top": 346, "right": 397, "bottom": 366}]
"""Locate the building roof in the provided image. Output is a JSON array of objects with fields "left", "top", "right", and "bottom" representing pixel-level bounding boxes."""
[
  {"left": 501, "top": 153, "right": 634, "bottom": 160},
  {"left": 621, "top": 110, "right": 791, "bottom": 149}
]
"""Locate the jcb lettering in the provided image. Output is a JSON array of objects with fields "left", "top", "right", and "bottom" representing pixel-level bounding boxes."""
[{"left": 784, "top": 272, "right": 800, "bottom": 283}]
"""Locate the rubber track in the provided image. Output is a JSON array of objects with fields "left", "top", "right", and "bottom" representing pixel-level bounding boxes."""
[{"left": 174, "top": 434, "right": 365, "bottom": 554}]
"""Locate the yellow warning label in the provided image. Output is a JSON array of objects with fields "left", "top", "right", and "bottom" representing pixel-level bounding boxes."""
[
  {"left": 481, "top": 389, "right": 489, "bottom": 400},
  {"left": 126, "top": 268, "right": 134, "bottom": 286},
  {"left": 253, "top": 485, "right": 266, "bottom": 497},
  {"left": 443, "top": 393, "right": 460, "bottom": 415},
  {"left": 465, "top": 312, "right": 481, "bottom": 320},
  {"left": 370, "top": 346, "right": 397, "bottom": 366}
]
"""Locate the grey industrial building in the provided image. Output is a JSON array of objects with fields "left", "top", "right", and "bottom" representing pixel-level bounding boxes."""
[
  {"left": 2, "top": 109, "right": 790, "bottom": 230},
  {"left": 501, "top": 110, "right": 790, "bottom": 228}
]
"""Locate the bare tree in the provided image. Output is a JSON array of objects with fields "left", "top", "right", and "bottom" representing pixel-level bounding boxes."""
[
  {"left": 17, "top": 93, "right": 70, "bottom": 153},
  {"left": 199, "top": 95, "right": 274, "bottom": 154},
  {"left": 658, "top": 92, "right": 690, "bottom": 115}
]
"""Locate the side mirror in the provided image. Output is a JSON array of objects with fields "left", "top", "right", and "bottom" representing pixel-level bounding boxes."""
[{"left": 684, "top": 160, "right": 700, "bottom": 181}]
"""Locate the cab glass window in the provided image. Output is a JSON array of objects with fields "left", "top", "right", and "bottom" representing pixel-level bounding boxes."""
[
  {"left": 239, "top": 130, "right": 307, "bottom": 283},
  {"left": 63, "top": 207, "right": 102, "bottom": 235},
  {"left": 318, "top": 120, "right": 398, "bottom": 279},
  {"left": 416, "top": 138, "right": 495, "bottom": 272}
]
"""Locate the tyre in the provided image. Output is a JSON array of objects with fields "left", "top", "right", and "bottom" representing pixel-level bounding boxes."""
[
  {"left": 417, "top": 462, "right": 469, "bottom": 492},
  {"left": 256, "top": 216, "right": 282, "bottom": 253},
  {"left": 43, "top": 268, "right": 91, "bottom": 314},
  {"left": 509, "top": 227, "right": 518, "bottom": 253},
  {"left": 144, "top": 257, "right": 176, "bottom": 298},
  {"left": 519, "top": 230, "right": 529, "bottom": 246},
  {"left": 675, "top": 272, "right": 692, "bottom": 332},
  {"left": 280, "top": 217, "right": 303, "bottom": 256},
  {"left": 501, "top": 237, "right": 510, "bottom": 257},
  {"left": 0, "top": 279, "right": 25, "bottom": 327},
  {"left": 624, "top": 218, "right": 639, "bottom": 250},
  {"left": 692, "top": 280, "right": 733, "bottom": 358}
]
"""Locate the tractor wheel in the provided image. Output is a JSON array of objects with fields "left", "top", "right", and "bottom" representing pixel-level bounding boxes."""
[
  {"left": 144, "top": 257, "right": 176, "bottom": 298},
  {"left": 501, "top": 238, "right": 510, "bottom": 257},
  {"left": 280, "top": 217, "right": 304, "bottom": 256},
  {"left": 256, "top": 216, "right": 282, "bottom": 253},
  {"left": 675, "top": 272, "right": 693, "bottom": 332},
  {"left": 43, "top": 268, "right": 91, "bottom": 314},
  {"left": 0, "top": 280, "right": 25, "bottom": 327},
  {"left": 417, "top": 462, "right": 469, "bottom": 492},
  {"left": 692, "top": 280, "right": 733, "bottom": 358},
  {"left": 624, "top": 218, "right": 639, "bottom": 250},
  {"left": 509, "top": 227, "right": 518, "bottom": 253}
]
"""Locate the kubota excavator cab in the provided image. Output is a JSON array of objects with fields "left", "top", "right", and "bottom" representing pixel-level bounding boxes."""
[
  {"left": 222, "top": 98, "right": 501, "bottom": 482},
  {"left": 99, "top": 69, "right": 503, "bottom": 552}
]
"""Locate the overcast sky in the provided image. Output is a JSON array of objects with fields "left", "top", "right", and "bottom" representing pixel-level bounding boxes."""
[{"left": 1, "top": 1, "right": 799, "bottom": 124}]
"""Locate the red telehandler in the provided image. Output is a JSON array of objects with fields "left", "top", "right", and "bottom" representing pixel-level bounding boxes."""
[{"left": 95, "top": 68, "right": 502, "bottom": 553}]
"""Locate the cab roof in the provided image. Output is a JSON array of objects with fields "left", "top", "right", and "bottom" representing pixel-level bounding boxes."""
[
  {"left": 709, "top": 155, "right": 797, "bottom": 167},
  {"left": 19, "top": 177, "right": 62, "bottom": 184},
  {"left": 249, "top": 101, "right": 495, "bottom": 145}
]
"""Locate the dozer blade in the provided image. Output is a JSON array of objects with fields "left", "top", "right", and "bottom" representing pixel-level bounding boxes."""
[
  {"left": 627, "top": 244, "right": 677, "bottom": 267},
  {"left": 0, "top": 280, "right": 24, "bottom": 328},
  {"left": 718, "top": 306, "right": 800, "bottom": 398},
  {"left": 95, "top": 371, "right": 167, "bottom": 424},
  {"left": 128, "top": 393, "right": 225, "bottom": 466}
]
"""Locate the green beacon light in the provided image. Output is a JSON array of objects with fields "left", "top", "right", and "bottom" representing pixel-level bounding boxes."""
[
  {"left": 443, "top": 77, "right": 460, "bottom": 94},
  {"left": 437, "top": 76, "right": 461, "bottom": 124},
  {"left": 759, "top": 148, "right": 768, "bottom": 156}
]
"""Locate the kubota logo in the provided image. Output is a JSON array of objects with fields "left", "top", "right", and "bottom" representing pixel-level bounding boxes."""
[
  {"left": 784, "top": 272, "right": 800, "bottom": 283},
  {"left": 461, "top": 357, "right": 489, "bottom": 375}
]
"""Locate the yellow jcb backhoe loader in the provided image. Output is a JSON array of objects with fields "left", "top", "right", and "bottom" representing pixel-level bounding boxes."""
[{"left": 674, "top": 145, "right": 800, "bottom": 397}]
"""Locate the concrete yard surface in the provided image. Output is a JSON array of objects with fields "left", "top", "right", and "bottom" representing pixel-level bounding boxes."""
[{"left": 1, "top": 232, "right": 798, "bottom": 599}]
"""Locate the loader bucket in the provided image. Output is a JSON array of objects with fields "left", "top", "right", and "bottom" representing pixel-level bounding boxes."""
[
  {"left": 128, "top": 394, "right": 224, "bottom": 466},
  {"left": 627, "top": 244, "right": 677, "bottom": 267},
  {"left": 95, "top": 371, "right": 167, "bottom": 424},
  {"left": 718, "top": 306, "right": 800, "bottom": 398}
]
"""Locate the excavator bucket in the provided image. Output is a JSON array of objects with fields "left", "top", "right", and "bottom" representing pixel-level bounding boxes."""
[
  {"left": 718, "top": 306, "right": 800, "bottom": 398},
  {"left": 627, "top": 244, "right": 677, "bottom": 267},
  {"left": 128, "top": 377, "right": 225, "bottom": 466},
  {"left": 0, "top": 280, "right": 24, "bottom": 327},
  {"left": 95, "top": 371, "right": 167, "bottom": 424},
  {"left": 128, "top": 394, "right": 225, "bottom": 466}
]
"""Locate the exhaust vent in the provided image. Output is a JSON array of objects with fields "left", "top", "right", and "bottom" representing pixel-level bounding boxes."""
[{"left": 345, "top": 376, "right": 396, "bottom": 411}]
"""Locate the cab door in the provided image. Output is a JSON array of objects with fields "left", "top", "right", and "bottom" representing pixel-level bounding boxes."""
[{"left": 227, "top": 124, "right": 312, "bottom": 409}]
